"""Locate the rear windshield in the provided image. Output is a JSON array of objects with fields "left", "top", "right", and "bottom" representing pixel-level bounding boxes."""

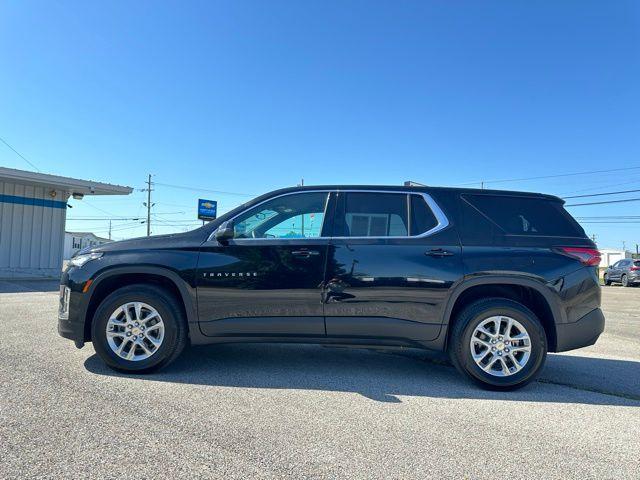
[
  {"left": 462, "top": 194, "right": 585, "bottom": 237},
  {"left": 634, "top": 261, "right": 640, "bottom": 267}
]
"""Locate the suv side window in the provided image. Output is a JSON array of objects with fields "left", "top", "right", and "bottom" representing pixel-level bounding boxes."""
[
  {"left": 410, "top": 194, "right": 438, "bottom": 235},
  {"left": 232, "top": 192, "right": 329, "bottom": 239},
  {"left": 333, "top": 192, "right": 440, "bottom": 238},
  {"left": 462, "top": 194, "right": 585, "bottom": 237},
  {"left": 338, "top": 192, "right": 408, "bottom": 237}
]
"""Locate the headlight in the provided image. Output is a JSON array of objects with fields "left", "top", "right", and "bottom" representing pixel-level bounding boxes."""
[{"left": 69, "top": 252, "right": 103, "bottom": 267}]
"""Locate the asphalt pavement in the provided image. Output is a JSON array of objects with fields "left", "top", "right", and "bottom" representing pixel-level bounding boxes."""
[{"left": 1, "top": 280, "right": 639, "bottom": 479}]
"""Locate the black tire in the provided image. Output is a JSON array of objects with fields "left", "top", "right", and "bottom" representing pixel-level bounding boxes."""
[
  {"left": 603, "top": 273, "right": 611, "bottom": 286},
  {"left": 91, "top": 284, "right": 188, "bottom": 373},
  {"left": 448, "top": 298, "right": 547, "bottom": 391},
  {"left": 622, "top": 274, "right": 629, "bottom": 287}
]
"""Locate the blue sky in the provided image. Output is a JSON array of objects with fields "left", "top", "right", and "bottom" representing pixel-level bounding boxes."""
[{"left": 1, "top": 1, "right": 638, "bottom": 247}]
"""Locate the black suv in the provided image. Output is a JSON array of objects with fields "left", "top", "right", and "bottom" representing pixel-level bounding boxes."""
[{"left": 58, "top": 185, "right": 604, "bottom": 390}]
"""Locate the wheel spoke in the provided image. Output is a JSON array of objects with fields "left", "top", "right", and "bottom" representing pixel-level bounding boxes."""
[
  {"left": 126, "top": 343, "right": 137, "bottom": 360},
  {"left": 145, "top": 322, "right": 162, "bottom": 333},
  {"left": 134, "top": 302, "right": 143, "bottom": 322},
  {"left": 472, "top": 348, "right": 491, "bottom": 362},
  {"left": 472, "top": 337, "right": 492, "bottom": 349},
  {"left": 482, "top": 356, "right": 499, "bottom": 372},
  {"left": 508, "top": 354, "right": 523, "bottom": 372},
  {"left": 499, "top": 358, "right": 509, "bottom": 375},
  {"left": 476, "top": 326, "right": 495, "bottom": 339},
  {"left": 505, "top": 317, "right": 514, "bottom": 339},
  {"left": 138, "top": 341, "right": 153, "bottom": 355},
  {"left": 116, "top": 339, "right": 130, "bottom": 356},
  {"left": 142, "top": 312, "right": 159, "bottom": 325},
  {"left": 123, "top": 305, "right": 133, "bottom": 323}
]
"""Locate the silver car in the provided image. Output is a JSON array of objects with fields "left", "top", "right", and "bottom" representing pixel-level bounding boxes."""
[{"left": 603, "top": 259, "right": 640, "bottom": 287}]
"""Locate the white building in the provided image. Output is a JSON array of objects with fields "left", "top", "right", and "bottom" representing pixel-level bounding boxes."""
[
  {"left": 64, "top": 232, "right": 112, "bottom": 260},
  {"left": 598, "top": 248, "right": 633, "bottom": 268},
  {"left": 0, "top": 167, "right": 131, "bottom": 279}
]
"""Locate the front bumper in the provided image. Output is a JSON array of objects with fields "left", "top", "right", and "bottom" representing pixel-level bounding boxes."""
[
  {"left": 57, "top": 268, "right": 93, "bottom": 348},
  {"left": 58, "top": 316, "right": 86, "bottom": 348},
  {"left": 555, "top": 307, "right": 605, "bottom": 352}
]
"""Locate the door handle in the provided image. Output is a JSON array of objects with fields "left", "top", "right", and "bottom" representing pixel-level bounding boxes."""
[
  {"left": 425, "top": 248, "right": 454, "bottom": 257},
  {"left": 292, "top": 249, "right": 320, "bottom": 258}
]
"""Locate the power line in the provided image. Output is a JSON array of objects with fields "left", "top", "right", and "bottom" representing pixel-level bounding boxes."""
[
  {"left": 566, "top": 197, "right": 640, "bottom": 207},
  {"left": 563, "top": 188, "right": 640, "bottom": 199},
  {"left": 575, "top": 216, "right": 640, "bottom": 219},
  {"left": 67, "top": 217, "right": 143, "bottom": 221},
  {"left": 456, "top": 166, "right": 640, "bottom": 187},
  {"left": 0, "top": 136, "right": 41, "bottom": 172},
  {"left": 154, "top": 181, "right": 254, "bottom": 197},
  {"left": 558, "top": 176, "right": 640, "bottom": 196},
  {"left": 82, "top": 200, "right": 118, "bottom": 216}
]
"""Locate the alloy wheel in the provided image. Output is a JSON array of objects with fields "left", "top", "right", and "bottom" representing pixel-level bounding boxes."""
[
  {"left": 105, "top": 302, "right": 165, "bottom": 361},
  {"left": 469, "top": 316, "right": 532, "bottom": 377}
]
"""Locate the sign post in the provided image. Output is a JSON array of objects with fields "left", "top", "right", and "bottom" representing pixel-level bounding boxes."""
[{"left": 198, "top": 199, "right": 217, "bottom": 222}]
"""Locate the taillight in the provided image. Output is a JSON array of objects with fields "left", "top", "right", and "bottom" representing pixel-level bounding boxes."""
[
  {"left": 555, "top": 247, "right": 601, "bottom": 266},
  {"left": 631, "top": 266, "right": 640, "bottom": 271}
]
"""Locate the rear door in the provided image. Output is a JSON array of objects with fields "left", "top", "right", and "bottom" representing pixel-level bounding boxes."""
[
  {"left": 197, "top": 190, "right": 334, "bottom": 338},
  {"left": 323, "top": 190, "right": 462, "bottom": 343},
  {"left": 610, "top": 261, "right": 623, "bottom": 280}
]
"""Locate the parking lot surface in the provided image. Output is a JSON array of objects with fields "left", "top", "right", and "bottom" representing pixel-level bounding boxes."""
[{"left": 1, "top": 280, "right": 639, "bottom": 479}]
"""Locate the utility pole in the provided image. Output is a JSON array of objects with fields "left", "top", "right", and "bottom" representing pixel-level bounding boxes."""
[
  {"left": 300, "top": 178, "right": 304, "bottom": 236},
  {"left": 622, "top": 240, "right": 626, "bottom": 251},
  {"left": 143, "top": 174, "right": 154, "bottom": 237},
  {"left": 108, "top": 220, "right": 112, "bottom": 240}
]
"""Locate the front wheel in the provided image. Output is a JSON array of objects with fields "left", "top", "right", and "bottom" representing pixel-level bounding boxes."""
[
  {"left": 603, "top": 273, "right": 611, "bottom": 286},
  {"left": 448, "top": 298, "right": 547, "bottom": 390},
  {"left": 91, "top": 284, "right": 188, "bottom": 373}
]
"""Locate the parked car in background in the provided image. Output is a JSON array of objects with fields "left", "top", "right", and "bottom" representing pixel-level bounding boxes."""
[
  {"left": 603, "top": 259, "right": 640, "bottom": 287},
  {"left": 58, "top": 185, "right": 604, "bottom": 391}
]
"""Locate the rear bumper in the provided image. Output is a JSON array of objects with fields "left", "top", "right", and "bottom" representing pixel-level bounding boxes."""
[{"left": 555, "top": 308, "right": 605, "bottom": 352}]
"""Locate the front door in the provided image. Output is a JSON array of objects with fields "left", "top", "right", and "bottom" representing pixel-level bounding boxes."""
[
  {"left": 323, "top": 191, "right": 463, "bottom": 344},
  {"left": 197, "top": 191, "right": 333, "bottom": 338}
]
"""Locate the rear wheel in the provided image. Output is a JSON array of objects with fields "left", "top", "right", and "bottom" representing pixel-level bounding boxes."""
[
  {"left": 91, "top": 284, "right": 188, "bottom": 373},
  {"left": 448, "top": 298, "right": 547, "bottom": 390},
  {"left": 622, "top": 274, "right": 629, "bottom": 287}
]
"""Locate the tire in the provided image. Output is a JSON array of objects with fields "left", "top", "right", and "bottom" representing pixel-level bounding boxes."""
[
  {"left": 91, "top": 284, "right": 188, "bottom": 373},
  {"left": 622, "top": 274, "right": 629, "bottom": 287},
  {"left": 448, "top": 298, "right": 547, "bottom": 391},
  {"left": 603, "top": 273, "right": 611, "bottom": 286}
]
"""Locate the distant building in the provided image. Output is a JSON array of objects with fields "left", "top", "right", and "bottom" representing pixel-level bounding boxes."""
[
  {"left": 598, "top": 248, "right": 633, "bottom": 268},
  {"left": 0, "top": 167, "right": 131, "bottom": 279},
  {"left": 64, "top": 232, "right": 112, "bottom": 260}
]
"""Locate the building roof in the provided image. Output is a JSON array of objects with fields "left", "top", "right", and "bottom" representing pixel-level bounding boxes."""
[
  {"left": 65, "top": 231, "right": 112, "bottom": 243},
  {"left": 0, "top": 167, "right": 133, "bottom": 196}
]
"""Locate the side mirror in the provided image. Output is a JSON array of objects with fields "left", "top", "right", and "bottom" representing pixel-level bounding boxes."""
[{"left": 214, "top": 221, "right": 234, "bottom": 244}]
